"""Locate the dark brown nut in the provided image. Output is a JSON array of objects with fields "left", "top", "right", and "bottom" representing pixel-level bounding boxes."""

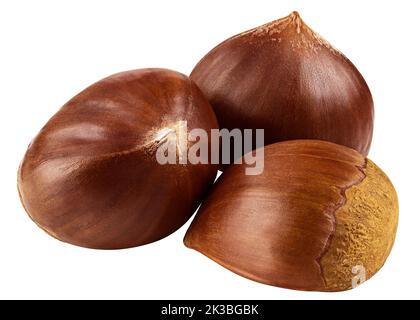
[
  {"left": 191, "top": 12, "right": 374, "bottom": 156},
  {"left": 18, "top": 68, "right": 219, "bottom": 249},
  {"left": 185, "top": 140, "right": 398, "bottom": 291}
]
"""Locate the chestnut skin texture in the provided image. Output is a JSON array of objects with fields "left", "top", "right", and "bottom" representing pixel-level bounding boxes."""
[
  {"left": 191, "top": 12, "right": 374, "bottom": 156},
  {"left": 18, "top": 68, "right": 219, "bottom": 249},
  {"left": 184, "top": 140, "right": 398, "bottom": 291}
]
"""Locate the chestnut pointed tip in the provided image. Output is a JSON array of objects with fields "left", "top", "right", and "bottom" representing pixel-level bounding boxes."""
[
  {"left": 287, "top": 11, "right": 304, "bottom": 33},
  {"left": 263, "top": 11, "right": 306, "bottom": 35},
  {"left": 289, "top": 11, "right": 301, "bottom": 20},
  {"left": 183, "top": 232, "right": 199, "bottom": 251},
  {"left": 183, "top": 234, "right": 191, "bottom": 248}
]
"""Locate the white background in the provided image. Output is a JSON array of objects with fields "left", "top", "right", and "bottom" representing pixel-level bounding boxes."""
[{"left": 0, "top": 0, "right": 419, "bottom": 299}]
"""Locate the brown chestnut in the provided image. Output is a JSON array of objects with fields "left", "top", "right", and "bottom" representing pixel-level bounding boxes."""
[
  {"left": 18, "top": 68, "right": 219, "bottom": 249},
  {"left": 191, "top": 11, "right": 374, "bottom": 156},
  {"left": 184, "top": 140, "right": 398, "bottom": 291}
]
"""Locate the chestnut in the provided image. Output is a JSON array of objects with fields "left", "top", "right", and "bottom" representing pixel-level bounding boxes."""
[
  {"left": 191, "top": 11, "right": 374, "bottom": 156},
  {"left": 184, "top": 140, "right": 398, "bottom": 291},
  {"left": 18, "top": 68, "right": 219, "bottom": 249}
]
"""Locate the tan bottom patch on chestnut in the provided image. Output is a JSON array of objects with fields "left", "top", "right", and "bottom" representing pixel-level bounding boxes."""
[
  {"left": 184, "top": 140, "right": 398, "bottom": 292},
  {"left": 321, "top": 160, "right": 399, "bottom": 291}
]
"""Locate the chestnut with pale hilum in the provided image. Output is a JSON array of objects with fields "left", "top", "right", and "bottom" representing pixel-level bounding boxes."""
[
  {"left": 18, "top": 68, "right": 219, "bottom": 249},
  {"left": 184, "top": 140, "right": 398, "bottom": 292}
]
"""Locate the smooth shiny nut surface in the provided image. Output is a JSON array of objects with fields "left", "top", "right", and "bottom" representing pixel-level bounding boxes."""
[
  {"left": 191, "top": 12, "right": 374, "bottom": 156},
  {"left": 185, "top": 140, "right": 398, "bottom": 291},
  {"left": 18, "top": 68, "right": 219, "bottom": 249}
]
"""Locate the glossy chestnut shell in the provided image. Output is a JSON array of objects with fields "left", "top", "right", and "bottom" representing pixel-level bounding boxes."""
[
  {"left": 18, "top": 68, "right": 219, "bottom": 249},
  {"left": 185, "top": 140, "right": 398, "bottom": 291},
  {"left": 191, "top": 12, "right": 374, "bottom": 156}
]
